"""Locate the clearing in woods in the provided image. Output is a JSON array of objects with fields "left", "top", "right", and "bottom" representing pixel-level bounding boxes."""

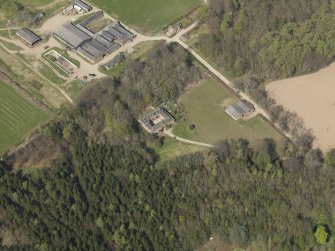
[
  {"left": 0, "top": 80, "right": 48, "bottom": 153},
  {"left": 151, "top": 137, "right": 206, "bottom": 162},
  {"left": 89, "top": 0, "right": 202, "bottom": 32},
  {"left": 173, "top": 78, "right": 285, "bottom": 148},
  {"left": 267, "top": 62, "right": 335, "bottom": 152}
]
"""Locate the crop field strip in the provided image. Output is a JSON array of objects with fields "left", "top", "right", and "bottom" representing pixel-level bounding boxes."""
[
  {"left": 89, "top": 0, "right": 201, "bottom": 32},
  {"left": 0, "top": 80, "right": 48, "bottom": 152}
]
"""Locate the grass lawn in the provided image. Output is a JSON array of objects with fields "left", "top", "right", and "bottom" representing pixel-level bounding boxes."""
[
  {"left": 0, "top": 80, "right": 48, "bottom": 153},
  {"left": 152, "top": 137, "right": 206, "bottom": 162},
  {"left": 0, "top": 40, "right": 23, "bottom": 51},
  {"left": 173, "top": 78, "right": 285, "bottom": 148},
  {"left": 16, "top": 0, "right": 53, "bottom": 8},
  {"left": 89, "top": 0, "right": 201, "bottom": 33}
]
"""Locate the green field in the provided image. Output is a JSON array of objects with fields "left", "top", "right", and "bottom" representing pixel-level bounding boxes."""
[
  {"left": 0, "top": 80, "right": 48, "bottom": 153},
  {"left": 16, "top": 0, "right": 54, "bottom": 8},
  {"left": 152, "top": 137, "right": 206, "bottom": 162},
  {"left": 173, "top": 79, "right": 285, "bottom": 148},
  {"left": 89, "top": 0, "right": 201, "bottom": 32}
]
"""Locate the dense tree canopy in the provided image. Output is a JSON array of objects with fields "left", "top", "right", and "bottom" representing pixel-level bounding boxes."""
[
  {"left": 197, "top": 0, "right": 334, "bottom": 78},
  {"left": 1, "top": 42, "right": 335, "bottom": 250}
]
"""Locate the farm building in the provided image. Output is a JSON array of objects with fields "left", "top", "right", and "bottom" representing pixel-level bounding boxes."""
[
  {"left": 104, "top": 23, "right": 134, "bottom": 45},
  {"left": 63, "top": 5, "right": 74, "bottom": 15},
  {"left": 74, "top": 0, "right": 92, "bottom": 13},
  {"left": 78, "top": 39, "right": 120, "bottom": 63},
  {"left": 101, "top": 31, "right": 116, "bottom": 42},
  {"left": 78, "top": 11, "right": 103, "bottom": 27},
  {"left": 54, "top": 23, "right": 92, "bottom": 49},
  {"left": 139, "top": 108, "right": 175, "bottom": 133},
  {"left": 16, "top": 28, "right": 41, "bottom": 47},
  {"left": 76, "top": 23, "right": 95, "bottom": 37},
  {"left": 104, "top": 53, "right": 125, "bottom": 70},
  {"left": 32, "top": 12, "right": 45, "bottom": 25},
  {"left": 225, "top": 100, "right": 255, "bottom": 120}
]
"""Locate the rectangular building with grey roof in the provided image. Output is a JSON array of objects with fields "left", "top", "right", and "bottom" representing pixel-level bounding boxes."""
[
  {"left": 54, "top": 23, "right": 92, "bottom": 49},
  {"left": 78, "top": 38, "right": 120, "bottom": 63},
  {"left": 78, "top": 11, "right": 103, "bottom": 27},
  {"left": 225, "top": 100, "right": 255, "bottom": 120},
  {"left": 74, "top": 0, "right": 92, "bottom": 12},
  {"left": 101, "top": 31, "right": 116, "bottom": 42},
  {"left": 104, "top": 53, "right": 125, "bottom": 70},
  {"left": 112, "top": 22, "right": 134, "bottom": 38},
  {"left": 16, "top": 28, "right": 41, "bottom": 47}
]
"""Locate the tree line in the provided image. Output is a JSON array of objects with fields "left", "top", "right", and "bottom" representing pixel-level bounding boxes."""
[
  {"left": 1, "top": 42, "right": 335, "bottom": 250},
  {"left": 197, "top": 0, "right": 332, "bottom": 78}
]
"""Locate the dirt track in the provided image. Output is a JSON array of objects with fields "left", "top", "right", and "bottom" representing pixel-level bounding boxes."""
[{"left": 267, "top": 63, "right": 335, "bottom": 152}]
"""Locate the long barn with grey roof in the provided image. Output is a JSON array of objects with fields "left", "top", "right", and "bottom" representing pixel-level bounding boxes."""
[
  {"left": 74, "top": 0, "right": 92, "bottom": 12},
  {"left": 105, "top": 23, "right": 134, "bottom": 45},
  {"left": 225, "top": 100, "right": 255, "bottom": 120},
  {"left": 78, "top": 11, "right": 103, "bottom": 27},
  {"left": 101, "top": 31, "right": 116, "bottom": 42},
  {"left": 78, "top": 38, "right": 120, "bottom": 63},
  {"left": 112, "top": 22, "right": 134, "bottom": 38},
  {"left": 16, "top": 28, "right": 41, "bottom": 47},
  {"left": 54, "top": 23, "right": 92, "bottom": 49}
]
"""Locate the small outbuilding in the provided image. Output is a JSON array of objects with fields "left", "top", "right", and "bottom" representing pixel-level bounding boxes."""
[
  {"left": 32, "top": 12, "right": 45, "bottom": 25},
  {"left": 74, "top": 0, "right": 92, "bottom": 13},
  {"left": 225, "top": 99, "right": 255, "bottom": 120},
  {"left": 139, "top": 107, "right": 175, "bottom": 133},
  {"left": 104, "top": 53, "right": 125, "bottom": 70},
  {"left": 16, "top": 28, "right": 41, "bottom": 47}
]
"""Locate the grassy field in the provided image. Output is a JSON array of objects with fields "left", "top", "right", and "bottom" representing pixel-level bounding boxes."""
[
  {"left": 0, "top": 40, "right": 23, "bottom": 51},
  {"left": 89, "top": 0, "right": 201, "bottom": 32},
  {"left": 173, "top": 79, "right": 285, "bottom": 148},
  {"left": 0, "top": 80, "right": 48, "bottom": 153},
  {"left": 152, "top": 137, "right": 206, "bottom": 162},
  {"left": 16, "top": 0, "right": 54, "bottom": 8}
]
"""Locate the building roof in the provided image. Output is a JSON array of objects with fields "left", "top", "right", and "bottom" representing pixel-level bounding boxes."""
[
  {"left": 101, "top": 31, "right": 116, "bottom": 42},
  {"left": 80, "top": 40, "right": 104, "bottom": 57},
  {"left": 225, "top": 100, "right": 255, "bottom": 120},
  {"left": 106, "top": 27, "right": 124, "bottom": 40},
  {"left": 32, "top": 12, "right": 45, "bottom": 24},
  {"left": 54, "top": 23, "right": 92, "bottom": 49},
  {"left": 76, "top": 24, "right": 95, "bottom": 37},
  {"left": 104, "top": 53, "right": 124, "bottom": 69},
  {"left": 112, "top": 22, "right": 134, "bottom": 38},
  {"left": 78, "top": 11, "right": 103, "bottom": 27},
  {"left": 140, "top": 108, "right": 175, "bottom": 133},
  {"left": 77, "top": 47, "right": 96, "bottom": 62},
  {"left": 16, "top": 28, "right": 41, "bottom": 45},
  {"left": 74, "top": 0, "right": 92, "bottom": 11},
  {"left": 106, "top": 26, "right": 133, "bottom": 44}
]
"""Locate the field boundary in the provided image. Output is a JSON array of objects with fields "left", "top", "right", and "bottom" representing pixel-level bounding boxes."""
[{"left": 0, "top": 70, "right": 51, "bottom": 112}]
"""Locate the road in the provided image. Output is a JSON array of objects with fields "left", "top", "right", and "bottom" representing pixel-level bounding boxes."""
[
  {"left": 167, "top": 24, "right": 292, "bottom": 140},
  {"left": 0, "top": 6, "right": 291, "bottom": 140},
  {"left": 0, "top": 39, "right": 74, "bottom": 104},
  {"left": 164, "top": 129, "right": 214, "bottom": 148}
]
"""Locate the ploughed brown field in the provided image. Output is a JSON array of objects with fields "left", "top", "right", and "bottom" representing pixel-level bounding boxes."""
[{"left": 267, "top": 62, "right": 335, "bottom": 152}]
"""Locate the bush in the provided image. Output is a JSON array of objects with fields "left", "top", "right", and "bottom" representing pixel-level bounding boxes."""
[{"left": 314, "top": 225, "right": 329, "bottom": 244}]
